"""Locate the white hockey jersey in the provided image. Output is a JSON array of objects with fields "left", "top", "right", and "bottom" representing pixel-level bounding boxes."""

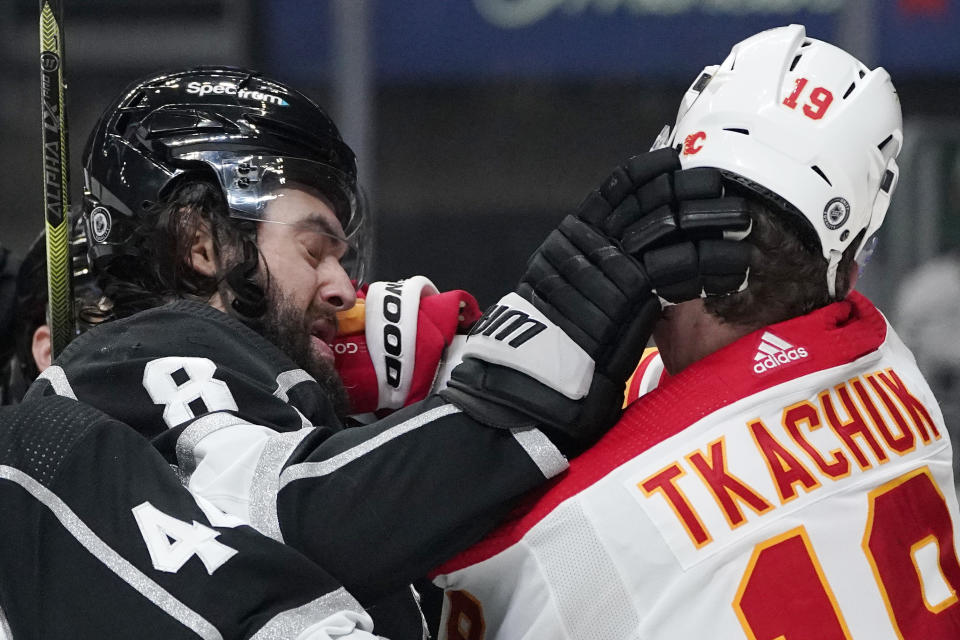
[{"left": 432, "top": 292, "right": 960, "bottom": 639}]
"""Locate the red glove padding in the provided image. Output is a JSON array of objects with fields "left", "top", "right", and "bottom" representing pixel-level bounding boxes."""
[{"left": 333, "top": 276, "right": 482, "bottom": 414}]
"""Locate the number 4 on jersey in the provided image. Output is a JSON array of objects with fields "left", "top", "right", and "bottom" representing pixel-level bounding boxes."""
[{"left": 133, "top": 501, "right": 237, "bottom": 575}]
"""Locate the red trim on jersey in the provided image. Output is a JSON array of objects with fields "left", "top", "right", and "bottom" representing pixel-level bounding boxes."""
[
  {"left": 625, "top": 349, "right": 661, "bottom": 406},
  {"left": 433, "top": 291, "right": 888, "bottom": 575}
]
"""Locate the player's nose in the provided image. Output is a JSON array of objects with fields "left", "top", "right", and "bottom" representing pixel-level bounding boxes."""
[{"left": 318, "top": 258, "right": 357, "bottom": 311}]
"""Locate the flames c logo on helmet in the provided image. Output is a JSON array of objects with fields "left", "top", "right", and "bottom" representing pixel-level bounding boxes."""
[{"left": 683, "top": 131, "right": 706, "bottom": 156}]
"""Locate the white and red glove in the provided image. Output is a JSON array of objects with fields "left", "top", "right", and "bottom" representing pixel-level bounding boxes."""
[{"left": 332, "top": 276, "right": 482, "bottom": 415}]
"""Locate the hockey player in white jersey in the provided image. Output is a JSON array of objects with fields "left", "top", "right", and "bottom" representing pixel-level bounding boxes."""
[{"left": 433, "top": 24, "right": 960, "bottom": 639}]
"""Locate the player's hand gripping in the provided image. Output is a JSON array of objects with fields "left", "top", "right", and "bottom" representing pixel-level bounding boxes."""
[{"left": 443, "top": 147, "right": 752, "bottom": 455}]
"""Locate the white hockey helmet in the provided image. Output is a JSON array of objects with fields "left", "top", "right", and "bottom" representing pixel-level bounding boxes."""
[{"left": 661, "top": 24, "right": 903, "bottom": 297}]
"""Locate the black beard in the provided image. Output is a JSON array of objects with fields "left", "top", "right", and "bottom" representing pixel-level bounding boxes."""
[{"left": 257, "top": 288, "right": 351, "bottom": 419}]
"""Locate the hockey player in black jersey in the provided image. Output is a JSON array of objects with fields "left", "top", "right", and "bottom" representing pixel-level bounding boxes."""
[
  {"left": 22, "top": 66, "right": 753, "bottom": 637},
  {"left": 0, "top": 397, "right": 381, "bottom": 638}
]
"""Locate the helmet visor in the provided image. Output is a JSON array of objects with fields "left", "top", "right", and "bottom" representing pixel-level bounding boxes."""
[
  {"left": 856, "top": 232, "right": 880, "bottom": 278},
  {"left": 176, "top": 151, "right": 368, "bottom": 284}
]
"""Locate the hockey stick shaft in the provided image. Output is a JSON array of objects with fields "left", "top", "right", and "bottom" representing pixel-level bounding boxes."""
[{"left": 39, "top": 0, "right": 74, "bottom": 357}]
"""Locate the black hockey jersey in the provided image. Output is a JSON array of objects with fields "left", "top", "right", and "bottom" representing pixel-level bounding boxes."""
[
  {"left": 25, "top": 301, "right": 569, "bottom": 635},
  {"left": 0, "top": 396, "right": 377, "bottom": 639}
]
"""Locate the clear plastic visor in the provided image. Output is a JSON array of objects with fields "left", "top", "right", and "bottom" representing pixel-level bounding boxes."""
[
  {"left": 175, "top": 151, "right": 368, "bottom": 285},
  {"left": 856, "top": 231, "right": 880, "bottom": 278}
]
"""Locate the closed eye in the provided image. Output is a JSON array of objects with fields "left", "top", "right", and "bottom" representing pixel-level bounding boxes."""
[{"left": 301, "top": 230, "right": 349, "bottom": 265}]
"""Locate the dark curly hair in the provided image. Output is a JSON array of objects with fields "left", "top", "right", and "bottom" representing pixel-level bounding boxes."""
[
  {"left": 704, "top": 194, "right": 860, "bottom": 329},
  {"left": 96, "top": 178, "right": 256, "bottom": 321}
]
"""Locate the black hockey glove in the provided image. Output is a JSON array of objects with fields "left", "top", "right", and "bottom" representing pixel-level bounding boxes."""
[
  {"left": 443, "top": 148, "right": 752, "bottom": 455},
  {"left": 578, "top": 150, "right": 753, "bottom": 301}
]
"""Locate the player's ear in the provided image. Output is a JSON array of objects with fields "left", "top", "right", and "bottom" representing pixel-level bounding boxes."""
[
  {"left": 32, "top": 324, "right": 52, "bottom": 373},
  {"left": 188, "top": 219, "right": 218, "bottom": 277}
]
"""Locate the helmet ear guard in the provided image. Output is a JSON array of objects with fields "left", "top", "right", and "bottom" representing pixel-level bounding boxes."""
[
  {"left": 859, "top": 130, "right": 901, "bottom": 259},
  {"left": 658, "top": 24, "right": 903, "bottom": 298}
]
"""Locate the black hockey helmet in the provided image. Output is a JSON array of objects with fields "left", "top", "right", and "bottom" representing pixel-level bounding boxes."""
[
  {"left": 81, "top": 66, "right": 367, "bottom": 282},
  {"left": 3, "top": 215, "right": 108, "bottom": 398}
]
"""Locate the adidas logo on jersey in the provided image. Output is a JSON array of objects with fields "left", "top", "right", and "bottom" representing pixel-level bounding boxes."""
[{"left": 752, "top": 332, "right": 808, "bottom": 374}]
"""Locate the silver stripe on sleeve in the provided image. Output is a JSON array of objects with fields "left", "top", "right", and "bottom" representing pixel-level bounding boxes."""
[
  {"left": 170, "top": 463, "right": 189, "bottom": 487},
  {"left": 510, "top": 427, "right": 568, "bottom": 478},
  {"left": 248, "top": 428, "right": 315, "bottom": 543},
  {"left": 36, "top": 366, "right": 77, "bottom": 400},
  {"left": 0, "top": 465, "right": 223, "bottom": 640},
  {"left": 176, "top": 412, "right": 250, "bottom": 480},
  {"left": 279, "top": 404, "right": 462, "bottom": 490},
  {"left": 250, "top": 588, "right": 369, "bottom": 640},
  {"left": 273, "top": 369, "right": 315, "bottom": 402},
  {"left": 0, "top": 602, "right": 12, "bottom": 640},
  {"left": 292, "top": 406, "right": 312, "bottom": 429}
]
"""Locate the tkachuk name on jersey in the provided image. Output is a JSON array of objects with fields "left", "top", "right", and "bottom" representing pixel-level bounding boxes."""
[
  {"left": 185, "top": 81, "right": 288, "bottom": 106},
  {"left": 636, "top": 366, "right": 941, "bottom": 557},
  {"left": 753, "top": 331, "right": 808, "bottom": 374}
]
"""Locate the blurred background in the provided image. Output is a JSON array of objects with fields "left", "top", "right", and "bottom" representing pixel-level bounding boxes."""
[{"left": 1, "top": 1, "right": 959, "bottom": 421}]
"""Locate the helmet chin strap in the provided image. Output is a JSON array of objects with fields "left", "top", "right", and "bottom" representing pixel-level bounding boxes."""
[{"left": 826, "top": 249, "right": 842, "bottom": 299}]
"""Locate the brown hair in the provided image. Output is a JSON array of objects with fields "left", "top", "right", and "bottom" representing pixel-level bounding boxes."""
[{"left": 704, "top": 196, "right": 859, "bottom": 330}]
